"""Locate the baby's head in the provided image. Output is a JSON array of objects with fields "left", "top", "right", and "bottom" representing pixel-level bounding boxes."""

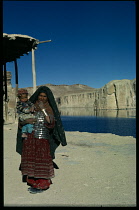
[{"left": 17, "top": 89, "right": 28, "bottom": 102}]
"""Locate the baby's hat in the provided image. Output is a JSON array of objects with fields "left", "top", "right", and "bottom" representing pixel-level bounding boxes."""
[{"left": 17, "top": 89, "right": 28, "bottom": 97}]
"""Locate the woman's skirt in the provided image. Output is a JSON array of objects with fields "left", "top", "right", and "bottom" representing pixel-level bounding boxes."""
[{"left": 21, "top": 132, "right": 54, "bottom": 189}]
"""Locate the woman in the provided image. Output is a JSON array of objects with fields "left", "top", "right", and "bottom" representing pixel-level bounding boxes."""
[{"left": 16, "top": 86, "right": 67, "bottom": 193}]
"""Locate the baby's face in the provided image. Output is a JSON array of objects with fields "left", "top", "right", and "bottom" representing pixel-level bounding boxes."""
[{"left": 20, "top": 94, "right": 28, "bottom": 102}]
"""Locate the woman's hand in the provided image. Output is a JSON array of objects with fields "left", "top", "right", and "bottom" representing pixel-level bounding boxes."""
[
  {"left": 38, "top": 101, "right": 51, "bottom": 123},
  {"left": 38, "top": 101, "right": 50, "bottom": 123},
  {"left": 30, "top": 105, "right": 35, "bottom": 112},
  {"left": 38, "top": 101, "right": 45, "bottom": 110}
]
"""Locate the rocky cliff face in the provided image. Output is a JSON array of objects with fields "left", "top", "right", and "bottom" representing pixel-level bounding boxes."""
[
  {"left": 3, "top": 71, "right": 136, "bottom": 122},
  {"left": 58, "top": 79, "right": 136, "bottom": 110}
]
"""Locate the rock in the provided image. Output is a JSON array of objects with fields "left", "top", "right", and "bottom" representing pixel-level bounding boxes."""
[
  {"left": 3, "top": 70, "right": 136, "bottom": 122},
  {"left": 59, "top": 79, "right": 136, "bottom": 110}
]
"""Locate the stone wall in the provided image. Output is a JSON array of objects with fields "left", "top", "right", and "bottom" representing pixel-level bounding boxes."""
[{"left": 3, "top": 71, "right": 16, "bottom": 123}]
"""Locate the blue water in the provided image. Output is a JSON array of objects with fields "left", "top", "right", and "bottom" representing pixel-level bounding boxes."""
[{"left": 61, "top": 116, "right": 136, "bottom": 138}]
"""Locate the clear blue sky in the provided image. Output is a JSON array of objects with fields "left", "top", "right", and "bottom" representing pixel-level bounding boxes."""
[{"left": 3, "top": 1, "right": 136, "bottom": 88}]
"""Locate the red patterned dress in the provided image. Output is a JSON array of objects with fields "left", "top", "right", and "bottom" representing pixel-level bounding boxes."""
[{"left": 21, "top": 111, "right": 55, "bottom": 190}]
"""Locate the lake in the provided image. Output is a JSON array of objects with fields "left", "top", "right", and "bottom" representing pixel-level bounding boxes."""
[{"left": 60, "top": 108, "right": 136, "bottom": 138}]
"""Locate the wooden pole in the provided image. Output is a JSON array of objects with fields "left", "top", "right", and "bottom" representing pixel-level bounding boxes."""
[
  {"left": 31, "top": 40, "right": 51, "bottom": 93},
  {"left": 14, "top": 59, "right": 18, "bottom": 95},
  {"left": 32, "top": 48, "right": 36, "bottom": 93},
  {"left": 39, "top": 40, "right": 51, "bottom": 44},
  {"left": 3, "top": 63, "right": 8, "bottom": 122},
  {"left": 14, "top": 59, "right": 18, "bottom": 120}
]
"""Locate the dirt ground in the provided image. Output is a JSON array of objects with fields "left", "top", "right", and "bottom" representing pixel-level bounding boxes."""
[{"left": 4, "top": 122, "right": 136, "bottom": 207}]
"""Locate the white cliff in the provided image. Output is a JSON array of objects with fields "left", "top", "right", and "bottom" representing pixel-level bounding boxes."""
[
  {"left": 58, "top": 79, "right": 136, "bottom": 110},
  {"left": 3, "top": 71, "right": 136, "bottom": 122}
]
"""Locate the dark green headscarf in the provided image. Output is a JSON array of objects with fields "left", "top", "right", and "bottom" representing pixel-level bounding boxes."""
[{"left": 16, "top": 86, "right": 67, "bottom": 159}]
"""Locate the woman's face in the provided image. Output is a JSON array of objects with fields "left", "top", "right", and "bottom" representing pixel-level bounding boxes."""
[{"left": 38, "top": 92, "right": 48, "bottom": 103}]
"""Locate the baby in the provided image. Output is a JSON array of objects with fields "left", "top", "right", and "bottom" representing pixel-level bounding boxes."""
[{"left": 16, "top": 89, "right": 36, "bottom": 138}]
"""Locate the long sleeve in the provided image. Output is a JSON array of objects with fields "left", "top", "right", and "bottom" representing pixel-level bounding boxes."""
[{"left": 16, "top": 101, "right": 32, "bottom": 114}]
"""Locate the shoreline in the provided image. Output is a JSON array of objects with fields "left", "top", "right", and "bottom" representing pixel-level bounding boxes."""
[{"left": 4, "top": 123, "right": 136, "bottom": 207}]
